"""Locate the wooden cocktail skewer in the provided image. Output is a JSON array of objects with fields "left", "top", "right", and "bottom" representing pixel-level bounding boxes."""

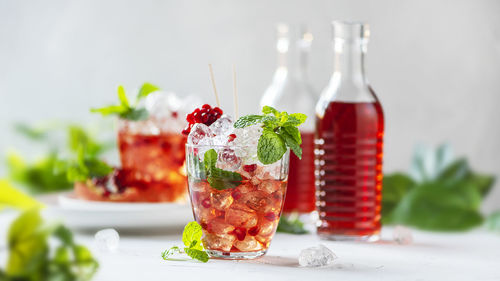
[
  {"left": 232, "top": 64, "right": 239, "bottom": 119},
  {"left": 208, "top": 64, "right": 221, "bottom": 108}
]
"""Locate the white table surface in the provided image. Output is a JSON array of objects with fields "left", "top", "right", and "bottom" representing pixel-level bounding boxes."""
[{"left": 1, "top": 212, "right": 500, "bottom": 281}]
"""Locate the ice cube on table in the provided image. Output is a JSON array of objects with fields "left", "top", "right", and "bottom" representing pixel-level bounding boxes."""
[
  {"left": 393, "top": 225, "right": 413, "bottom": 245},
  {"left": 299, "top": 244, "right": 337, "bottom": 267},
  {"left": 188, "top": 123, "right": 212, "bottom": 145},
  {"left": 94, "top": 228, "right": 120, "bottom": 253}
]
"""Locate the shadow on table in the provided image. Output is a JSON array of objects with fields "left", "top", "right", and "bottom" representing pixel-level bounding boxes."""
[
  {"left": 245, "top": 255, "right": 299, "bottom": 267},
  {"left": 371, "top": 239, "right": 445, "bottom": 249},
  {"left": 245, "top": 255, "right": 383, "bottom": 272}
]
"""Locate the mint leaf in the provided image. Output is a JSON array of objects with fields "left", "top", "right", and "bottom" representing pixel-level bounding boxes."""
[
  {"left": 5, "top": 209, "right": 98, "bottom": 280},
  {"left": 182, "top": 222, "right": 203, "bottom": 250},
  {"left": 277, "top": 214, "right": 308, "bottom": 234},
  {"left": 381, "top": 173, "right": 416, "bottom": 223},
  {"left": 137, "top": 82, "right": 160, "bottom": 99},
  {"left": 90, "top": 105, "right": 127, "bottom": 116},
  {"left": 184, "top": 248, "right": 209, "bottom": 263},
  {"left": 203, "top": 149, "right": 218, "bottom": 168},
  {"left": 280, "top": 129, "right": 302, "bottom": 159},
  {"left": 234, "top": 115, "right": 264, "bottom": 128},
  {"left": 67, "top": 146, "right": 112, "bottom": 182},
  {"left": 121, "top": 108, "right": 149, "bottom": 121},
  {"left": 262, "top": 105, "right": 279, "bottom": 116},
  {"left": 203, "top": 149, "right": 242, "bottom": 190},
  {"left": 161, "top": 246, "right": 182, "bottom": 260},
  {"left": 282, "top": 113, "right": 307, "bottom": 127},
  {"left": 7, "top": 209, "right": 46, "bottom": 274},
  {"left": 282, "top": 126, "right": 301, "bottom": 145},
  {"left": 162, "top": 221, "right": 209, "bottom": 263},
  {"left": 117, "top": 85, "right": 130, "bottom": 108},
  {"left": 390, "top": 181, "right": 483, "bottom": 231},
  {"left": 235, "top": 106, "right": 307, "bottom": 164},
  {"left": 92, "top": 83, "right": 160, "bottom": 121},
  {"left": 257, "top": 130, "right": 287, "bottom": 165}
]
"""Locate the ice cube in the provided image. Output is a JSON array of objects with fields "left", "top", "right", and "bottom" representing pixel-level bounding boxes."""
[
  {"left": 207, "top": 218, "right": 235, "bottom": 234},
  {"left": 190, "top": 181, "right": 210, "bottom": 193},
  {"left": 257, "top": 180, "right": 281, "bottom": 194},
  {"left": 203, "top": 233, "right": 236, "bottom": 252},
  {"left": 236, "top": 182, "right": 255, "bottom": 194},
  {"left": 217, "top": 148, "right": 241, "bottom": 171},
  {"left": 210, "top": 190, "right": 234, "bottom": 210},
  {"left": 299, "top": 244, "right": 337, "bottom": 267},
  {"left": 393, "top": 225, "right": 413, "bottom": 245},
  {"left": 240, "top": 190, "right": 275, "bottom": 213},
  {"left": 232, "top": 125, "right": 263, "bottom": 162},
  {"left": 234, "top": 235, "right": 263, "bottom": 252},
  {"left": 210, "top": 115, "right": 233, "bottom": 137},
  {"left": 94, "top": 228, "right": 120, "bottom": 253},
  {"left": 225, "top": 203, "right": 258, "bottom": 228},
  {"left": 143, "top": 92, "right": 174, "bottom": 117},
  {"left": 188, "top": 123, "right": 212, "bottom": 145}
]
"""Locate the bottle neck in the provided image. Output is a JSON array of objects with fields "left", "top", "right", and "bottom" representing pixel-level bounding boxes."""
[
  {"left": 333, "top": 39, "right": 367, "bottom": 85},
  {"left": 276, "top": 38, "right": 310, "bottom": 80}
]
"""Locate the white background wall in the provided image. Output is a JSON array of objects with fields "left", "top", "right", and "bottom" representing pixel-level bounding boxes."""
[{"left": 1, "top": 0, "right": 499, "bottom": 211}]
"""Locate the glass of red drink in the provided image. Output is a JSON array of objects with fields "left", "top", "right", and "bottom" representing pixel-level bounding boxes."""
[
  {"left": 116, "top": 119, "right": 187, "bottom": 202},
  {"left": 75, "top": 117, "right": 189, "bottom": 202},
  {"left": 186, "top": 144, "right": 289, "bottom": 259}
]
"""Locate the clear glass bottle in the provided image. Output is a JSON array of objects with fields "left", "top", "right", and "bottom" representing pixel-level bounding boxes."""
[
  {"left": 315, "top": 21, "right": 384, "bottom": 241},
  {"left": 260, "top": 24, "right": 317, "bottom": 214}
]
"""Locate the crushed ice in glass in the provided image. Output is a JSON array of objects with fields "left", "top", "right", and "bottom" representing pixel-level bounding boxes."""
[
  {"left": 298, "top": 244, "right": 337, "bottom": 267},
  {"left": 209, "top": 115, "right": 233, "bottom": 137},
  {"left": 126, "top": 91, "right": 201, "bottom": 134},
  {"left": 94, "top": 228, "right": 120, "bottom": 253},
  {"left": 393, "top": 225, "right": 413, "bottom": 245},
  {"left": 188, "top": 123, "right": 212, "bottom": 145},
  {"left": 187, "top": 115, "right": 263, "bottom": 164}
]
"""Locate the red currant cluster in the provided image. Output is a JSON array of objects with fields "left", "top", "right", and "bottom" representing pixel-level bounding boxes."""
[{"left": 182, "top": 104, "right": 223, "bottom": 135}]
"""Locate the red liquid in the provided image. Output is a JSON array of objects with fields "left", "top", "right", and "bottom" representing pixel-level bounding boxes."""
[
  {"left": 283, "top": 132, "right": 316, "bottom": 213},
  {"left": 315, "top": 101, "right": 384, "bottom": 238},
  {"left": 75, "top": 131, "right": 188, "bottom": 203}
]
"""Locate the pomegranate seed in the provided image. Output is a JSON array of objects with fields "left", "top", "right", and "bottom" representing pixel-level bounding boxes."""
[
  {"left": 201, "top": 198, "right": 211, "bottom": 208},
  {"left": 231, "top": 190, "right": 242, "bottom": 200},
  {"left": 232, "top": 227, "right": 246, "bottom": 241},
  {"left": 228, "top": 134, "right": 237, "bottom": 142},
  {"left": 264, "top": 212, "right": 276, "bottom": 221},
  {"left": 182, "top": 104, "right": 224, "bottom": 135},
  {"left": 248, "top": 226, "right": 260, "bottom": 236},
  {"left": 243, "top": 164, "right": 257, "bottom": 173},
  {"left": 214, "top": 107, "right": 223, "bottom": 115},
  {"left": 171, "top": 111, "right": 178, "bottom": 118},
  {"left": 201, "top": 222, "right": 208, "bottom": 230}
]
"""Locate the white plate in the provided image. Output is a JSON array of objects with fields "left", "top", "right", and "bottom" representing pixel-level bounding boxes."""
[{"left": 38, "top": 192, "right": 194, "bottom": 232}]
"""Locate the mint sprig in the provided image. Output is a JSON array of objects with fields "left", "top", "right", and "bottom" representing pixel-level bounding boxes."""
[
  {"left": 203, "top": 149, "right": 242, "bottom": 190},
  {"left": 2, "top": 209, "right": 99, "bottom": 280},
  {"left": 161, "top": 221, "right": 209, "bottom": 263},
  {"left": 382, "top": 144, "right": 496, "bottom": 231},
  {"left": 91, "top": 83, "right": 159, "bottom": 121},
  {"left": 234, "top": 106, "right": 307, "bottom": 164}
]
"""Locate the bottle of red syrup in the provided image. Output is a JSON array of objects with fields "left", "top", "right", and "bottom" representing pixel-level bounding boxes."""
[{"left": 315, "top": 21, "right": 384, "bottom": 241}]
